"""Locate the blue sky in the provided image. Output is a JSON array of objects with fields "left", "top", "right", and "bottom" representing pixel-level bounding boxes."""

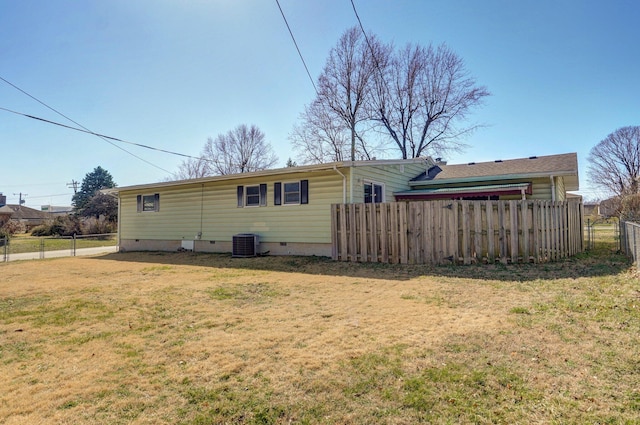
[{"left": 1, "top": 0, "right": 638, "bottom": 208}]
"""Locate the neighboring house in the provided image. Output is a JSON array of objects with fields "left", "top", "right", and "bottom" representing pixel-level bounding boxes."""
[
  {"left": 583, "top": 201, "right": 601, "bottom": 218},
  {"left": 111, "top": 153, "right": 580, "bottom": 257},
  {"left": 394, "top": 153, "right": 579, "bottom": 202},
  {"left": 2, "top": 205, "right": 51, "bottom": 231},
  {"left": 0, "top": 205, "right": 13, "bottom": 227}
]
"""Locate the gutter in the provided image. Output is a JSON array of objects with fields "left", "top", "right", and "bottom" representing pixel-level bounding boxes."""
[{"left": 409, "top": 171, "right": 577, "bottom": 187}]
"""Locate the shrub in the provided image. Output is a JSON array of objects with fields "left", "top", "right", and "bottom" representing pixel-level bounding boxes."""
[
  {"left": 0, "top": 220, "right": 25, "bottom": 238},
  {"left": 82, "top": 217, "right": 116, "bottom": 235},
  {"left": 30, "top": 216, "right": 83, "bottom": 237},
  {"left": 620, "top": 194, "right": 640, "bottom": 222}
]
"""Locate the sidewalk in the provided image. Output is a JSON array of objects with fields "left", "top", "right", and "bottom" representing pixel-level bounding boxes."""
[{"left": 3, "top": 245, "right": 119, "bottom": 262}]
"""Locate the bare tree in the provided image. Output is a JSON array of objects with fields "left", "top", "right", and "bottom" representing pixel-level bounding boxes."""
[
  {"left": 316, "top": 26, "right": 384, "bottom": 161},
  {"left": 172, "top": 156, "right": 211, "bottom": 180},
  {"left": 291, "top": 28, "right": 488, "bottom": 163},
  {"left": 588, "top": 126, "right": 640, "bottom": 197},
  {"left": 373, "top": 43, "right": 489, "bottom": 159},
  {"left": 203, "top": 124, "right": 278, "bottom": 175},
  {"left": 290, "top": 99, "right": 350, "bottom": 164}
]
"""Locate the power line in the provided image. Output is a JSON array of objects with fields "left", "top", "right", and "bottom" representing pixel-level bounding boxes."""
[
  {"left": 0, "top": 106, "right": 277, "bottom": 172},
  {"left": 0, "top": 106, "right": 199, "bottom": 162},
  {"left": 274, "top": 0, "right": 318, "bottom": 95},
  {"left": 350, "top": 0, "right": 386, "bottom": 83},
  {"left": 0, "top": 75, "right": 172, "bottom": 174}
]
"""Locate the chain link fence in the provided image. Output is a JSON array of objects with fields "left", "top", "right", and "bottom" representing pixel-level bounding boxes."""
[
  {"left": 584, "top": 219, "right": 620, "bottom": 252},
  {"left": 620, "top": 221, "right": 640, "bottom": 265},
  {"left": 2, "top": 233, "right": 117, "bottom": 262}
]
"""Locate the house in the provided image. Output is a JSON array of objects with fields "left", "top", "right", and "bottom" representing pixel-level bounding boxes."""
[
  {"left": 111, "top": 158, "right": 431, "bottom": 256},
  {"left": 394, "top": 153, "right": 579, "bottom": 202},
  {"left": 111, "top": 153, "right": 579, "bottom": 257}
]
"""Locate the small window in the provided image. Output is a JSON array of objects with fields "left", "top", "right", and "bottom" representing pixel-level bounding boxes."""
[
  {"left": 237, "top": 184, "right": 267, "bottom": 207},
  {"left": 364, "top": 182, "right": 384, "bottom": 204},
  {"left": 284, "top": 182, "right": 300, "bottom": 204},
  {"left": 137, "top": 194, "right": 160, "bottom": 212},
  {"left": 274, "top": 180, "right": 308, "bottom": 205},
  {"left": 246, "top": 185, "right": 261, "bottom": 206}
]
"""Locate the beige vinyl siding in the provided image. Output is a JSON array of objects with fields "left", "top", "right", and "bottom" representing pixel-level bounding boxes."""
[
  {"left": 351, "top": 163, "right": 427, "bottom": 203},
  {"left": 120, "top": 170, "right": 344, "bottom": 244},
  {"left": 555, "top": 176, "right": 567, "bottom": 201}
]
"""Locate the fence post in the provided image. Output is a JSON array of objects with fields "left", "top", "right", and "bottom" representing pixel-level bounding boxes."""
[
  {"left": 2, "top": 237, "right": 7, "bottom": 262},
  {"left": 73, "top": 233, "right": 77, "bottom": 257},
  {"left": 40, "top": 238, "right": 45, "bottom": 259}
]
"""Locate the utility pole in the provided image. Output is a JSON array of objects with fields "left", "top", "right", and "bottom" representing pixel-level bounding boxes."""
[
  {"left": 13, "top": 192, "right": 27, "bottom": 206},
  {"left": 67, "top": 180, "right": 79, "bottom": 194}
]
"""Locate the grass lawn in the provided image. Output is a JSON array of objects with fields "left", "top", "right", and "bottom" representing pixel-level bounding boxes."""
[{"left": 0, "top": 237, "right": 638, "bottom": 424}]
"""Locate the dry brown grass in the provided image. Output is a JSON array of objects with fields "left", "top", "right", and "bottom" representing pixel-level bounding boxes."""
[{"left": 1, "top": 247, "right": 638, "bottom": 424}]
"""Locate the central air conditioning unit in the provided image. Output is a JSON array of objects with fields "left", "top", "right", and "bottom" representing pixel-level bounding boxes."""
[{"left": 232, "top": 233, "right": 260, "bottom": 257}]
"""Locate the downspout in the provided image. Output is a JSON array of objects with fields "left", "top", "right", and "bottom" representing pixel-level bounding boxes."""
[
  {"left": 333, "top": 166, "right": 347, "bottom": 204},
  {"left": 349, "top": 166, "right": 354, "bottom": 203},
  {"left": 550, "top": 175, "right": 556, "bottom": 202},
  {"left": 116, "top": 194, "right": 121, "bottom": 251},
  {"left": 521, "top": 188, "right": 526, "bottom": 200}
]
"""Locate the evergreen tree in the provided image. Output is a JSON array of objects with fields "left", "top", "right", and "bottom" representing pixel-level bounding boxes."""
[{"left": 72, "top": 166, "right": 116, "bottom": 212}]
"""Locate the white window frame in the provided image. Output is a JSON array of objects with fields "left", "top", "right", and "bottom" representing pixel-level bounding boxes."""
[
  {"left": 137, "top": 193, "right": 160, "bottom": 213},
  {"left": 283, "top": 181, "right": 301, "bottom": 205},
  {"left": 245, "top": 185, "right": 261, "bottom": 207}
]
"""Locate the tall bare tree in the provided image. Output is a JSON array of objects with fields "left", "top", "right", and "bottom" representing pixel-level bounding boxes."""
[
  {"left": 291, "top": 28, "right": 488, "bottom": 163},
  {"left": 172, "top": 156, "right": 211, "bottom": 180},
  {"left": 290, "top": 99, "right": 349, "bottom": 164},
  {"left": 373, "top": 43, "right": 489, "bottom": 159},
  {"left": 316, "top": 26, "right": 384, "bottom": 161},
  {"left": 203, "top": 124, "right": 278, "bottom": 175},
  {"left": 588, "top": 126, "right": 640, "bottom": 197}
]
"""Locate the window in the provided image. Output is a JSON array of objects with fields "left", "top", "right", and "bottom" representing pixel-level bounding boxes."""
[
  {"left": 284, "top": 182, "right": 300, "bottom": 204},
  {"left": 237, "top": 184, "right": 267, "bottom": 207},
  {"left": 246, "top": 185, "right": 261, "bottom": 206},
  {"left": 274, "top": 180, "right": 308, "bottom": 205},
  {"left": 364, "top": 182, "right": 384, "bottom": 203},
  {"left": 136, "top": 194, "right": 160, "bottom": 212}
]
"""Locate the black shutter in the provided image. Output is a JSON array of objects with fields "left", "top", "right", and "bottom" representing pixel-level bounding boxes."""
[
  {"left": 237, "top": 186, "right": 244, "bottom": 207},
  {"left": 300, "top": 180, "right": 309, "bottom": 204},
  {"left": 154, "top": 193, "right": 160, "bottom": 212},
  {"left": 260, "top": 184, "right": 267, "bottom": 206},
  {"left": 274, "top": 182, "right": 282, "bottom": 206},
  {"left": 137, "top": 195, "right": 142, "bottom": 212}
]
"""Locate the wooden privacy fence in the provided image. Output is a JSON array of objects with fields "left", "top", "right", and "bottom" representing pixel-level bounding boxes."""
[{"left": 331, "top": 200, "right": 584, "bottom": 265}]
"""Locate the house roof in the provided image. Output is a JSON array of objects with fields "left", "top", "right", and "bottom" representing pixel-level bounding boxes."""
[
  {"left": 410, "top": 153, "right": 579, "bottom": 191},
  {"left": 107, "top": 158, "right": 432, "bottom": 193},
  {"left": 395, "top": 183, "right": 532, "bottom": 200},
  {"left": 2, "top": 205, "right": 51, "bottom": 220},
  {"left": 0, "top": 205, "right": 14, "bottom": 215}
]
